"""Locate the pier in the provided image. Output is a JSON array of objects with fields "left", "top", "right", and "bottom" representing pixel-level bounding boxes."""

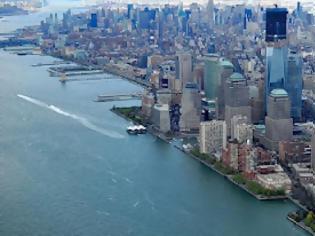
[
  {"left": 32, "top": 61, "right": 72, "bottom": 67},
  {"left": 59, "top": 76, "right": 116, "bottom": 83},
  {"left": 96, "top": 93, "right": 142, "bottom": 102},
  {"left": 48, "top": 65, "right": 104, "bottom": 77}
]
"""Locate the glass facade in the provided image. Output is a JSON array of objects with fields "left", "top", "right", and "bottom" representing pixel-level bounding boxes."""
[
  {"left": 286, "top": 52, "right": 303, "bottom": 119},
  {"left": 265, "top": 47, "right": 302, "bottom": 120}
]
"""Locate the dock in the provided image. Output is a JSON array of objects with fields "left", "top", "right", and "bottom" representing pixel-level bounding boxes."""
[
  {"left": 32, "top": 61, "right": 71, "bottom": 67},
  {"left": 48, "top": 66, "right": 104, "bottom": 77},
  {"left": 96, "top": 93, "right": 142, "bottom": 102}
]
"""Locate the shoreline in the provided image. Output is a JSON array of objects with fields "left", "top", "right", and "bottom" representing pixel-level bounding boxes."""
[
  {"left": 111, "top": 106, "right": 288, "bottom": 201},
  {"left": 287, "top": 215, "right": 314, "bottom": 235},
  {"left": 111, "top": 106, "right": 312, "bottom": 235}
]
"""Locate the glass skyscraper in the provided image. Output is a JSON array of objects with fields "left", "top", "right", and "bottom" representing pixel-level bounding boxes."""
[
  {"left": 286, "top": 51, "right": 303, "bottom": 119},
  {"left": 265, "top": 7, "right": 302, "bottom": 120}
]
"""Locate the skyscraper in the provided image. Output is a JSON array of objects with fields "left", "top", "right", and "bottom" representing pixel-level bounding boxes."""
[
  {"left": 179, "top": 83, "right": 201, "bottom": 132},
  {"left": 203, "top": 55, "right": 234, "bottom": 100},
  {"left": 265, "top": 45, "right": 288, "bottom": 104},
  {"left": 286, "top": 51, "right": 303, "bottom": 120},
  {"left": 265, "top": 7, "right": 289, "bottom": 115},
  {"left": 265, "top": 8, "right": 288, "bottom": 42},
  {"left": 90, "top": 13, "right": 98, "bottom": 28},
  {"left": 127, "top": 4, "right": 133, "bottom": 19},
  {"left": 265, "top": 89, "right": 293, "bottom": 151},
  {"left": 265, "top": 8, "right": 302, "bottom": 120},
  {"left": 224, "top": 73, "right": 251, "bottom": 136},
  {"left": 206, "top": 0, "right": 214, "bottom": 28},
  {"left": 175, "top": 52, "right": 193, "bottom": 89}
]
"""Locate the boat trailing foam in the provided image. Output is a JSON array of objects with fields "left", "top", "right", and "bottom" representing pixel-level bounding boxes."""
[{"left": 17, "top": 94, "right": 124, "bottom": 139}]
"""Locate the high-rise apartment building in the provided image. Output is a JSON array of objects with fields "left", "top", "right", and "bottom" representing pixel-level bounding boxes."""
[{"left": 200, "top": 120, "right": 227, "bottom": 155}]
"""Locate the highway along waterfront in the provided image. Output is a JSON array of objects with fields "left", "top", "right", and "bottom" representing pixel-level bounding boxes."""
[{"left": 0, "top": 6, "right": 309, "bottom": 236}]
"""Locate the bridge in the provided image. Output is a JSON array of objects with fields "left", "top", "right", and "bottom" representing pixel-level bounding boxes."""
[{"left": 96, "top": 93, "right": 143, "bottom": 102}]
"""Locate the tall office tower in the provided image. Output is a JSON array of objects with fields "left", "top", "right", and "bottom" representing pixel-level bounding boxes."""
[
  {"left": 265, "top": 8, "right": 288, "bottom": 42},
  {"left": 265, "top": 8, "right": 288, "bottom": 111},
  {"left": 224, "top": 73, "right": 251, "bottom": 137},
  {"left": 265, "top": 89, "right": 293, "bottom": 151},
  {"left": 203, "top": 54, "right": 234, "bottom": 100},
  {"left": 127, "top": 4, "right": 133, "bottom": 19},
  {"left": 175, "top": 52, "right": 192, "bottom": 90},
  {"left": 250, "top": 79, "right": 265, "bottom": 124},
  {"left": 179, "top": 83, "right": 201, "bottom": 133},
  {"left": 200, "top": 120, "right": 227, "bottom": 155},
  {"left": 138, "top": 8, "right": 151, "bottom": 30},
  {"left": 206, "top": 0, "right": 214, "bottom": 28},
  {"left": 90, "top": 13, "right": 98, "bottom": 28},
  {"left": 286, "top": 51, "right": 303, "bottom": 120}
]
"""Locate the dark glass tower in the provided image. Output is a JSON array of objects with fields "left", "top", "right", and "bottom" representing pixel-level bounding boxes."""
[
  {"left": 90, "top": 13, "right": 97, "bottom": 28},
  {"left": 265, "top": 8, "right": 288, "bottom": 42}
]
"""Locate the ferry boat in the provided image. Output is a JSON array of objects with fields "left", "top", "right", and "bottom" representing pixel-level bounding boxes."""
[
  {"left": 17, "top": 52, "right": 27, "bottom": 56},
  {"left": 126, "top": 125, "right": 147, "bottom": 135}
]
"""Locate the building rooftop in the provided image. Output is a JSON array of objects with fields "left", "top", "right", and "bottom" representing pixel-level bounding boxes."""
[
  {"left": 229, "top": 72, "right": 244, "bottom": 81},
  {"left": 270, "top": 89, "right": 288, "bottom": 97},
  {"left": 219, "top": 59, "right": 234, "bottom": 68}
]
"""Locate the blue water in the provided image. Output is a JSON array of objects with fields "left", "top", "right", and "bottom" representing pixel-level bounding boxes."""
[{"left": 0, "top": 4, "right": 309, "bottom": 236}]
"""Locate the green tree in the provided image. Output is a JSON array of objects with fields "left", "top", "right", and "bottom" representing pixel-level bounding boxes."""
[{"left": 304, "top": 211, "right": 315, "bottom": 227}]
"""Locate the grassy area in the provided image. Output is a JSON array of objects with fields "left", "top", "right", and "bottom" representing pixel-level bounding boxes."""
[
  {"left": 232, "top": 173, "right": 286, "bottom": 197},
  {"left": 289, "top": 211, "right": 315, "bottom": 233},
  {"left": 304, "top": 211, "right": 315, "bottom": 232},
  {"left": 213, "top": 162, "right": 237, "bottom": 175},
  {"left": 190, "top": 148, "right": 234, "bottom": 173},
  {"left": 112, "top": 106, "right": 145, "bottom": 124}
]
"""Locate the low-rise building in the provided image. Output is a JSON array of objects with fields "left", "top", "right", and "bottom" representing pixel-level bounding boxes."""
[{"left": 256, "top": 172, "right": 292, "bottom": 192}]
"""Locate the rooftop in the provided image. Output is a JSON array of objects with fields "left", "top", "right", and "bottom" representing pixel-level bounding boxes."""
[
  {"left": 219, "top": 59, "right": 234, "bottom": 68},
  {"left": 229, "top": 72, "right": 245, "bottom": 81},
  {"left": 270, "top": 89, "right": 288, "bottom": 97}
]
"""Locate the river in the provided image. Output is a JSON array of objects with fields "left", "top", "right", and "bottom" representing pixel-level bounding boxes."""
[{"left": 0, "top": 2, "right": 309, "bottom": 236}]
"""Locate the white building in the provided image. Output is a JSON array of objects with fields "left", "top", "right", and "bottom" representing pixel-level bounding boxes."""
[
  {"left": 231, "top": 115, "right": 248, "bottom": 140},
  {"left": 256, "top": 172, "right": 292, "bottom": 192},
  {"left": 151, "top": 104, "right": 170, "bottom": 133},
  {"left": 200, "top": 120, "right": 227, "bottom": 155},
  {"left": 235, "top": 123, "right": 253, "bottom": 144}
]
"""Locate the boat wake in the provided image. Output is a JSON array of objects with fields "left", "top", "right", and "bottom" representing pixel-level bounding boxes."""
[{"left": 17, "top": 94, "right": 124, "bottom": 139}]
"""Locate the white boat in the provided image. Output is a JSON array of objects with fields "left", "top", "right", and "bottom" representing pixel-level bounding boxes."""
[{"left": 126, "top": 125, "right": 147, "bottom": 135}]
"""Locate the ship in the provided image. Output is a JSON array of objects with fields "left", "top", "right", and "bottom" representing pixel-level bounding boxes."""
[{"left": 126, "top": 125, "right": 147, "bottom": 135}]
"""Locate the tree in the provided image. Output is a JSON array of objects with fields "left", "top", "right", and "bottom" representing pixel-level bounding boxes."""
[{"left": 304, "top": 211, "right": 315, "bottom": 227}]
